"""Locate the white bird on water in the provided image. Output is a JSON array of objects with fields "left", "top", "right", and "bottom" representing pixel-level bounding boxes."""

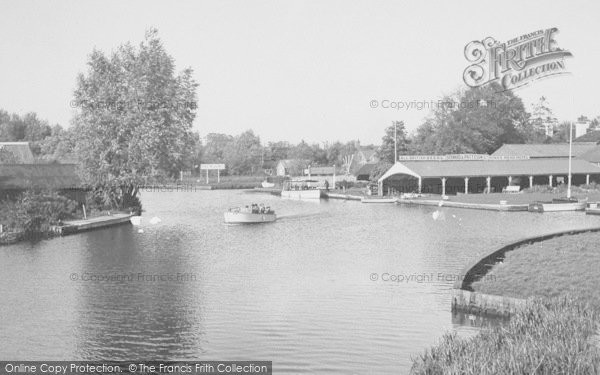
[{"left": 149, "top": 216, "right": 162, "bottom": 225}]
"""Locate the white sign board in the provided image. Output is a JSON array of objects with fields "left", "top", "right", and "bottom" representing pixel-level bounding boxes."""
[
  {"left": 200, "top": 164, "right": 225, "bottom": 170},
  {"left": 200, "top": 164, "right": 225, "bottom": 184}
]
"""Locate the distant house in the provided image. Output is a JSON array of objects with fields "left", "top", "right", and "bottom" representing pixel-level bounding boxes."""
[
  {"left": 276, "top": 159, "right": 310, "bottom": 176},
  {"left": 0, "top": 142, "right": 35, "bottom": 163},
  {"left": 492, "top": 143, "right": 598, "bottom": 158},
  {"left": 575, "top": 119, "right": 592, "bottom": 138},
  {"left": 356, "top": 147, "right": 379, "bottom": 164},
  {"left": 355, "top": 163, "right": 377, "bottom": 181},
  {"left": 347, "top": 147, "right": 379, "bottom": 175}
]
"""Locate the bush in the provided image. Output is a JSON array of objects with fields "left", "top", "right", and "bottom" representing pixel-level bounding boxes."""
[
  {"left": 335, "top": 180, "right": 356, "bottom": 190},
  {"left": 369, "top": 161, "right": 393, "bottom": 182},
  {"left": 411, "top": 297, "right": 600, "bottom": 374},
  {"left": 0, "top": 190, "right": 79, "bottom": 236},
  {"left": 85, "top": 185, "right": 142, "bottom": 214}
]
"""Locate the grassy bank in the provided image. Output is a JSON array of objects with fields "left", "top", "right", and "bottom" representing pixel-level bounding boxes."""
[
  {"left": 411, "top": 297, "right": 600, "bottom": 374},
  {"left": 471, "top": 231, "right": 600, "bottom": 311},
  {"left": 413, "top": 229, "right": 600, "bottom": 373},
  {"left": 418, "top": 191, "right": 600, "bottom": 205},
  {"left": 407, "top": 183, "right": 600, "bottom": 205}
]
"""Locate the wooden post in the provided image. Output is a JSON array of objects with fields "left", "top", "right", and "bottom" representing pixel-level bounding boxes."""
[
  {"left": 418, "top": 177, "right": 422, "bottom": 194},
  {"left": 586, "top": 174, "right": 590, "bottom": 185},
  {"left": 508, "top": 176, "right": 512, "bottom": 186},
  {"left": 549, "top": 175, "right": 553, "bottom": 187},
  {"left": 441, "top": 177, "right": 446, "bottom": 196},
  {"left": 206, "top": 169, "right": 209, "bottom": 184},
  {"left": 333, "top": 164, "right": 336, "bottom": 190},
  {"left": 486, "top": 176, "right": 491, "bottom": 194},
  {"left": 529, "top": 176, "right": 534, "bottom": 188},
  {"left": 82, "top": 204, "right": 87, "bottom": 220},
  {"left": 464, "top": 177, "right": 469, "bottom": 194}
]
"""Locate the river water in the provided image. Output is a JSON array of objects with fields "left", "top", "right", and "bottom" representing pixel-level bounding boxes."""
[{"left": 1, "top": 190, "right": 599, "bottom": 373}]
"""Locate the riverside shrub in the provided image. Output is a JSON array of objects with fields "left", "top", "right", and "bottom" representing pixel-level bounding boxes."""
[
  {"left": 0, "top": 190, "right": 78, "bottom": 235},
  {"left": 411, "top": 297, "right": 600, "bottom": 374}
]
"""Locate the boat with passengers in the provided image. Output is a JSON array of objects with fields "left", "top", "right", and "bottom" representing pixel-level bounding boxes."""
[
  {"left": 224, "top": 203, "right": 277, "bottom": 224},
  {"left": 281, "top": 179, "right": 322, "bottom": 199}
]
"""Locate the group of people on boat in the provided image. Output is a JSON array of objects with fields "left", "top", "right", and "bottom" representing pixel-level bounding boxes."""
[{"left": 238, "top": 203, "right": 273, "bottom": 214}]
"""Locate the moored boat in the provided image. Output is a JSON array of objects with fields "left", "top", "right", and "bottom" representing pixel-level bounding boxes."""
[
  {"left": 361, "top": 197, "right": 398, "bottom": 203},
  {"left": 586, "top": 202, "right": 600, "bottom": 215},
  {"left": 261, "top": 181, "right": 275, "bottom": 188},
  {"left": 281, "top": 179, "right": 322, "bottom": 199},
  {"left": 528, "top": 198, "right": 587, "bottom": 212},
  {"left": 224, "top": 204, "right": 276, "bottom": 224}
]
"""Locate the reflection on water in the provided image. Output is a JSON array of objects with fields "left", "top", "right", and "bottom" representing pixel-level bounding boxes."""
[{"left": 1, "top": 190, "right": 599, "bottom": 373}]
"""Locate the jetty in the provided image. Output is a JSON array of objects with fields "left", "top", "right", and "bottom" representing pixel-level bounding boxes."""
[
  {"left": 399, "top": 198, "right": 528, "bottom": 212},
  {"left": 52, "top": 213, "right": 134, "bottom": 235}
]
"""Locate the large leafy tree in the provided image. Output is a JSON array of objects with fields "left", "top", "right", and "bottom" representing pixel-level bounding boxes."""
[
  {"left": 223, "top": 130, "right": 263, "bottom": 175},
  {"left": 377, "top": 121, "right": 410, "bottom": 163},
  {"left": 72, "top": 29, "right": 198, "bottom": 209},
  {"left": 551, "top": 121, "right": 576, "bottom": 143},
  {"left": 265, "top": 141, "right": 291, "bottom": 164},
  {"left": 202, "top": 133, "right": 234, "bottom": 163},
  {"left": 0, "top": 110, "right": 54, "bottom": 157},
  {"left": 411, "top": 83, "right": 529, "bottom": 154}
]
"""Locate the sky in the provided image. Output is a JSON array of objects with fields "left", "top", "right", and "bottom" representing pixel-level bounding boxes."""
[{"left": 1, "top": 0, "right": 599, "bottom": 145}]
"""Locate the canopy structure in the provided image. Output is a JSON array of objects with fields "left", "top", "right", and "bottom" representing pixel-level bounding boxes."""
[{"left": 377, "top": 155, "right": 600, "bottom": 196}]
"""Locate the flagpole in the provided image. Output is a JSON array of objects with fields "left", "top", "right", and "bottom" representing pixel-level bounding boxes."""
[
  {"left": 568, "top": 121, "right": 572, "bottom": 199},
  {"left": 394, "top": 121, "right": 397, "bottom": 163}
]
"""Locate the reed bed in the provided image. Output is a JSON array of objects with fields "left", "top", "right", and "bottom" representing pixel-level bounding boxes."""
[
  {"left": 472, "top": 232, "right": 600, "bottom": 311},
  {"left": 411, "top": 297, "right": 600, "bottom": 374}
]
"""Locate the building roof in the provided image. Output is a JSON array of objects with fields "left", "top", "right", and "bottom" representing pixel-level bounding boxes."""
[
  {"left": 579, "top": 147, "right": 600, "bottom": 164},
  {"left": 0, "top": 164, "right": 82, "bottom": 190},
  {"left": 378, "top": 157, "right": 600, "bottom": 182},
  {"left": 355, "top": 163, "right": 377, "bottom": 176},
  {"left": 0, "top": 142, "right": 35, "bottom": 163},
  {"left": 492, "top": 143, "right": 597, "bottom": 158},
  {"left": 358, "top": 147, "right": 378, "bottom": 161},
  {"left": 277, "top": 159, "right": 310, "bottom": 168},
  {"left": 575, "top": 130, "right": 600, "bottom": 143}
]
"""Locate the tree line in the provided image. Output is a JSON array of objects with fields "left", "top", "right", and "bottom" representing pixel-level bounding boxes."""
[
  {"left": 196, "top": 132, "right": 366, "bottom": 176},
  {"left": 377, "top": 86, "right": 600, "bottom": 165},
  {"left": 2, "top": 28, "right": 600, "bottom": 213}
]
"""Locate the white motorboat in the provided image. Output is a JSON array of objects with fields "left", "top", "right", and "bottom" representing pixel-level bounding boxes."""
[
  {"left": 528, "top": 198, "right": 587, "bottom": 212},
  {"left": 361, "top": 197, "right": 398, "bottom": 203},
  {"left": 261, "top": 181, "right": 275, "bottom": 188},
  {"left": 224, "top": 205, "right": 276, "bottom": 224}
]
